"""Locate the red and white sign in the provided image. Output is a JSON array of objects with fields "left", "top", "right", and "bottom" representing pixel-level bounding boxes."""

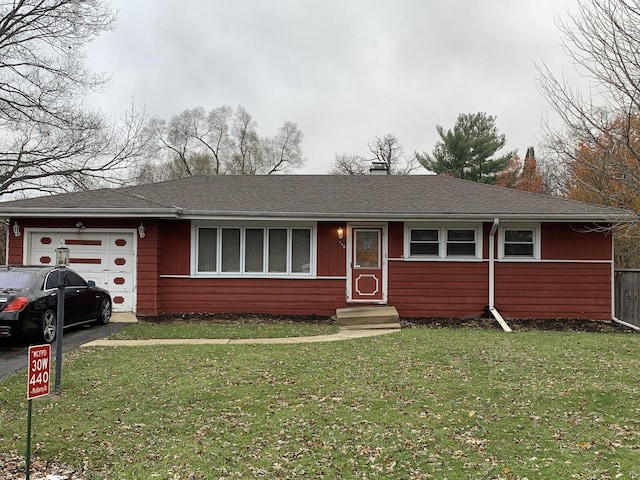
[{"left": 27, "top": 345, "right": 51, "bottom": 400}]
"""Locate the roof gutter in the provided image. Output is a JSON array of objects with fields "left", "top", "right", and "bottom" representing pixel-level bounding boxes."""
[
  {"left": 488, "top": 217, "right": 512, "bottom": 332},
  {"left": 0, "top": 207, "right": 631, "bottom": 223},
  {"left": 178, "top": 211, "right": 632, "bottom": 222},
  {"left": 2, "top": 207, "right": 183, "bottom": 218}
]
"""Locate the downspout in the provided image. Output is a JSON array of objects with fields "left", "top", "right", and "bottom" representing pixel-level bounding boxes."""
[
  {"left": 611, "top": 236, "right": 640, "bottom": 331},
  {"left": 613, "top": 316, "right": 640, "bottom": 331},
  {"left": 488, "top": 218, "right": 512, "bottom": 332}
]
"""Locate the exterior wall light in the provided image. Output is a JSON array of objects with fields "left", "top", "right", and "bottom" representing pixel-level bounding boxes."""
[
  {"left": 12, "top": 221, "right": 20, "bottom": 237},
  {"left": 337, "top": 226, "right": 346, "bottom": 249},
  {"left": 55, "top": 245, "right": 70, "bottom": 267},
  {"left": 138, "top": 223, "right": 146, "bottom": 239}
]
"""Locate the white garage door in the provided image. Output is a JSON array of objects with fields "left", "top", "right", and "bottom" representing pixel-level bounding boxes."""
[{"left": 27, "top": 230, "right": 136, "bottom": 312}]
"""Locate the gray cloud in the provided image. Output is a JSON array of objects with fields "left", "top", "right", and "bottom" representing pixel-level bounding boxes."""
[{"left": 86, "top": 0, "right": 579, "bottom": 173}]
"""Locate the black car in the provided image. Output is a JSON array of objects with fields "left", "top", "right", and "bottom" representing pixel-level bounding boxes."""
[{"left": 0, "top": 266, "right": 112, "bottom": 343}]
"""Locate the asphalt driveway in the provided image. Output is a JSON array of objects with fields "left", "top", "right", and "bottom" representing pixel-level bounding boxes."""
[{"left": 0, "top": 321, "right": 126, "bottom": 382}]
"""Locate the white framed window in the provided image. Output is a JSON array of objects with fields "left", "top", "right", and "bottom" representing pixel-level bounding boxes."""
[
  {"left": 409, "top": 229, "right": 440, "bottom": 256},
  {"left": 406, "top": 224, "right": 482, "bottom": 260},
  {"left": 446, "top": 228, "right": 477, "bottom": 257},
  {"left": 498, "top": 224, "right": 540, "bottom": 260},
  {"left": 194, "top": 224, "right": 314, "bottom": 275}
]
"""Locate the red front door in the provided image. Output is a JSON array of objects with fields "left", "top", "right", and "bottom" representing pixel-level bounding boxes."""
[{"left": 350, "top": 228, "right": 384, "bottom": 302}]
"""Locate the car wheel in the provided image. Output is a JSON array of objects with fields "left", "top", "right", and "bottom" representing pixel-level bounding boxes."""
[
  {"left": 41, "top": 309, "right": 57, "bottom": 343},
  {"left": 97, "top": 299, "right": 112, "bottom": 325}
]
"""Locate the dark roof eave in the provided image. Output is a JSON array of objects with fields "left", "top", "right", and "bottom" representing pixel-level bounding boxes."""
[
  {"left": 180, "top": 210, "right": 634, "bottom": 223},
  {"left": 4, "top": 207, "right": 181, "bottom": 218},
  {"left": 4, "top": 207, "right": 633, "bottom": 223}
]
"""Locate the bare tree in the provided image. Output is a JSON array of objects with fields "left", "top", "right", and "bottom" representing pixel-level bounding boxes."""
[
  {"left": 537, "top": 0, "right": 640, "bottom": 265},
  {"left": 259, "top": 121, "right": 305, "bottom": 174},
  {"left": 370, "top": 134, "right": 419, "bottom": 175},
  {"left": 329, "top": 154, "right": 370, "bottom": 175},
  {"left": 329, "top": 134, "right": 419, "bottom": 175},
  {"left": 227, "top": 106, "right": 261, "bottom": 174},
  {"left": 0, "top": 1, "right": 150, "bottom": 197},
  {"left": 144, "top": 105, "right": 305, "bottom": 179},
  {"left": 203, "top": 106, "right": 233, "bottom": 175},
  {"left": 147, "top": 112, "right": 195, "bottom": 176},
  {"left": 537, "top": 0, "right": 640, "bottom": 206}
]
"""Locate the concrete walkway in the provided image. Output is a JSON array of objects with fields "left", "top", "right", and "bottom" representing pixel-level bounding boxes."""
[{"left": 82, "top": 312, "right": 401, "bottom": 347}]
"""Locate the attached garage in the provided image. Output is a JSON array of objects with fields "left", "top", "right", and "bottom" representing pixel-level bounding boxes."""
[{"left": 24, "top": 228, "right": 137, "bottom": 312}]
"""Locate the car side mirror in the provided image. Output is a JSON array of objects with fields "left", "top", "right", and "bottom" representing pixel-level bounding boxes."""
[{"left": 87, "top": 280, "right": 96, "bottom": 287}]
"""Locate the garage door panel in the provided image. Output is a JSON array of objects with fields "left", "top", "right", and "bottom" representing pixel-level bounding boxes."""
[
  {"left": 69, "top": 256, "right": 106, "bottom": 266},
  {"left": 110, "top": 234, "right": 134, "bottom": 250},
  {"left": 111, "top": 293, "right": 134, "bottom": 310},
  {"left": 28, "top": 230, "right": 136, "bottom": 312},
  {"left": 64, "top": 237, "right": 104, "bottom": 250},
  {"left": 108, "top": 252, "right": 134, "bottom": 272},
  {"left": 108, "top": 272, "right": 134, "bottom": 290}
]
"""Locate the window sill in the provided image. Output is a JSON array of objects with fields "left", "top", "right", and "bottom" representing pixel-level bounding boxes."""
[
  {"left": 161, "top": 273, "right": 317, "bottom": 279},
  {"left": 392, "top": 256, "right": 484, "bottom": 262}
]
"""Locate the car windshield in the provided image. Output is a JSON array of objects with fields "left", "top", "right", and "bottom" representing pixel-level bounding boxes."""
[{"left": 0, "top": 270, "right": 35, "bottom": 289}]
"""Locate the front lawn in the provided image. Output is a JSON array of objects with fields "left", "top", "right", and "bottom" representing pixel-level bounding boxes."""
[
  {"left": 1, "top": 327, "right": 639, "bottom": 479},
  {"left": 108, "top": 319, "right": 339, "bottom": 340}
]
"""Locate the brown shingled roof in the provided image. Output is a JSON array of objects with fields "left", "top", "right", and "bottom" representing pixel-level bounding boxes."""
[{"left": 0, "top": 175, "right": 632, "bottom": 221}]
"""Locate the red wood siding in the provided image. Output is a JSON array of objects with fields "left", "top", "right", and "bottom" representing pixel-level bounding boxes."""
[
  {"left": 157, "top": 277, "right": 346, "bottom": 316},
  {"left": 388, "top": 222, "right": 404, "bottom": 258},
  {"left": 316, "top": 222, "right": 346, "bottom": 277},
  {"left": 136, "top": 221, "right": 160, "bottom": 315},
  {"left": 495, "top": 263, "right": 612, "bottom": 320},
  {"left": 542, "top": 223, "right": 611, "bottom": 260},
  {"left": 388, "top": 260, "right": 489, "bottom": 318},
  {"left": 6, "top": 217, "right": 615, "bottom": 320},
  {"left": 158, "top": 220, "right": 191, "bottom": 275},
  {"left": 7, "top": 224, "right": 24, "bottom": 264},
  {"left": 482, "top": 223, "right": 491, "bottom": 259}
]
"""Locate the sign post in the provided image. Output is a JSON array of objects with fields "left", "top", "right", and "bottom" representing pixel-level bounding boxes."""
[
  {"left": 26, "top": 344, "right": 51, "bottom": 480},
  {"left": 54, "top": 244, "right": 69, "bottom": 392}
]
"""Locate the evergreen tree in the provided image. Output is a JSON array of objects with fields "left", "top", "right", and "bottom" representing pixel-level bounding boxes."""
[{"left": 416, "top": 112, "right": 515, "bottom": 184}]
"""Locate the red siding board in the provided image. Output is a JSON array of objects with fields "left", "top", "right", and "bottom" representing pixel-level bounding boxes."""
[
  {"left": 8, "top": 230, "right": 24, "bottom": 264},
  {"left": 388, "top": 261, "right": 488, "bottom": 318},
  {"left": 136, "top": 221, "right": 160, "bottom": 315},
  {"left": 316, "top": 222, "right": 346, "bottom": 277},
  {"left": 156, "top": 277, "right": 345, "bottom": 316},
  {"left": 158, "top": 220, "right": 191, "bottom": 275},
  {"left": 542, "top": 224, "right": 611, "bottom": 260},
  {"left": 495, "top": 263, "right": 611, "bottom": 320},
  {"left": 387, "top": 222, "right": 404, "bottom": 258}
]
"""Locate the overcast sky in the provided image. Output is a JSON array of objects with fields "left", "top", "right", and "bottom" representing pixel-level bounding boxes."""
[{"left": 85, "top": 0, "right": 581, "bottom": 174}]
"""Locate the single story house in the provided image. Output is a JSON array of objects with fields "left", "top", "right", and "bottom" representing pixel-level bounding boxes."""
[{"left": 0, "top": 175, "right": 631, "bottom": 321}]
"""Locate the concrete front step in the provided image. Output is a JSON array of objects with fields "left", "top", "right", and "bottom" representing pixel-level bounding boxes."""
[
  {"left": 340, "top": 323, "right": 402, "bottom": 330},
  {"left": 336, "top": 306, "right": 400, "bottom": 328}
]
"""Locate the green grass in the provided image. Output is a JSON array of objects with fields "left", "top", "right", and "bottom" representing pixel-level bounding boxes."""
[
  {"left": 2, "top": 327, "right": 640, "bottom": 479},
  {"left": 108, "top": 320, "right": 339, "bottom": 340}
]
